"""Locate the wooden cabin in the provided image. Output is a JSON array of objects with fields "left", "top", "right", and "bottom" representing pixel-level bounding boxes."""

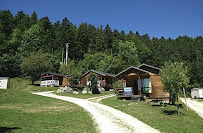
[
  {"left": 80, "top": 70, "right": 115, "bottom": 89},
  {"left": 40, "top": 72, "right": 69, "bottom": 87},
  {"left": 115, "top": 64, "right": 169, "bottom": 101}
]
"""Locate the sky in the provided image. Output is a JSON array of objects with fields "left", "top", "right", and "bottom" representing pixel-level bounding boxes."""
[{"left": 0, "top": 0, "right": 202, "bottom": 39}]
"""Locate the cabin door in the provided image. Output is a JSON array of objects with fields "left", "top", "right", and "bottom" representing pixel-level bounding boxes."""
[{"left": 133, "top": 80, "right": 138, "bottom": 95}]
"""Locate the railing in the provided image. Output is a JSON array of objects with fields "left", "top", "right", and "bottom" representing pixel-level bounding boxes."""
[
  {"left": 115, "top": 87, "right": 133, "bottom": 96},
  {"left": 41, "top": 80, "right": 59, "bottom": 87}
]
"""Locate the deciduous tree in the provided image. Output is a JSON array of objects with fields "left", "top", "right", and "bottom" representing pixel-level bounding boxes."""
[
  {"left": 117, "top": 41, "right": 140, "bottom": 68},
  {"left": 160, "top": 61, "right": 190, "bottom": 114},
  {"left": 21, "top": 51, "right": 51, "bottom": 84}
]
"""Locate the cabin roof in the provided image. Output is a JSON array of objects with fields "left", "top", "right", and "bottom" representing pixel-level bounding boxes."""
[
  {"left": 191, "top": 88, "right": 203, "bottom": 91},
  {"left": 138, "top": 63, "right": 161, "bottom": 70},
  {"left": 41, "top": 72, "right": 68, "bottom": 77},
  {"left": 82, "top": 69, "right": 115, "bottom": 78},
  {"left": 0, "top": 77, "right": 9, "bottom": 79},
  {"left": 115, "top": 66, "right": 150, "bottom": 77},
  {"left": 138, "top": 63, "right": 161, "bottom": 74}
]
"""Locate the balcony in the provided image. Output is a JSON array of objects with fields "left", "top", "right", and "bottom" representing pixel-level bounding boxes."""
[{"left": 40, "top": 80, "right": 59, "bottom": 87}]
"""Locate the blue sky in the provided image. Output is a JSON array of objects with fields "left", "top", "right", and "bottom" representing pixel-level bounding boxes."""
[{"left": 0, "top": 0, "right": 202, "bottom": 39}]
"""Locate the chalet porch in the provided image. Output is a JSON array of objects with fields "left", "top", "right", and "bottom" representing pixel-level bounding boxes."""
[
  {"left": 115, "top": 66, "right": 152, "bottom": 100},
  {"left": 80, "top": 69, "right": 114, "bottom": 89},
  {"left": 115, "top": 65, "right": 169, "bottom": 101},
  {"left": 40, "top": 72, "right": 68, "bottom": 87}
]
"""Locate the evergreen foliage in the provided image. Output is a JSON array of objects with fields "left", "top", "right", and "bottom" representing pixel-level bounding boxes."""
[
  {"left": 0, "top": 10, "right": 202, "bottom": 89},
  {"left": 88, "top": 72, "right": 99, "bottom": 94}
]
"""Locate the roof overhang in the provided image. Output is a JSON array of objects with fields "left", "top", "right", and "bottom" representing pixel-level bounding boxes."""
[
  {"left": 138, "top": 63, "right": 161, "bottom": 75},
  {"left": 115, "top": 66, "right": 150, "bottom": 78},
  {"left": 82, "top": 69, "right": 115, "bottom": 78},
  {"left": 138, "top": 63, "right": 161, "bottom": 70},
  {"left": 41, "top": 72, "right": 67, "bottom": 77}
]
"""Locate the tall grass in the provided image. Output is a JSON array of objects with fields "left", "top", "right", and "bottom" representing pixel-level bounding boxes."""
[{"left": 9, "top": 78, "right": 59, "bottom": 92}]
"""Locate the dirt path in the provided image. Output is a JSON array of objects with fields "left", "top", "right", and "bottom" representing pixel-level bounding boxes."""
[
  {"left": 33, "top": 92, "right": 159, "bottom": 133},
  {"left": 87, "top": 94, "right": 115, "bottom": 103},
  {"left": 180, "top": 98, "right": 203, "bottom": 119}
]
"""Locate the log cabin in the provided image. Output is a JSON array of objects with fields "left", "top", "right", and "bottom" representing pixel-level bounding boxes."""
[
  {"left": 115, "top": 64, "right": 169, "bottom": 101},
  {"left": 40, "top": 72, "right": 69, "bottom": 87},
  {"left": 80, "top": 70, "right": 115, "bottom": 90}
]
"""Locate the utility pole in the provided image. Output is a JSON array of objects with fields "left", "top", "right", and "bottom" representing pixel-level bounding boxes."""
[
  {"left": 62, "top": 47, "right": 64, "bottom": 64},
  {"left": 65, "top": 43, "right": 69, "bottom": 66},
  {"left": 183, "top": 88, "right": 188, "bottom": 111}
]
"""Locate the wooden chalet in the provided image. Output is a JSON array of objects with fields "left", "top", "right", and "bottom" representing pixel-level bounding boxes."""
[
  {"left": 115, "top": 64, "right": 169, "bottom": 101},
  {"left": 80, "top": 70, "right": 115, "bottom": 89},
  {"left": 40, "top": 72, "right": 69, "bottom": 87}
]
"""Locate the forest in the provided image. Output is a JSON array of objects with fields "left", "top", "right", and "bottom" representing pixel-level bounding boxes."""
[{"left": 0, "top": 10, "right": 203, "bottom": 88}]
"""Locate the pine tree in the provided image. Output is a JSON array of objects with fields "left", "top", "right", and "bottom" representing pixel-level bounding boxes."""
[{"left": 30, "top": 10, "right": 38, "bottom": 25}]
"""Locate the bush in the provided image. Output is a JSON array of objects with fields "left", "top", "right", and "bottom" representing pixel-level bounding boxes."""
[
  {"left": 9, "top": 78, "right": 31, "bottom": 90},
  {"left": 113, "top": 80, "right": 123, "bottom": 90},
  {"left": 88, "top": 72, "right": 99, "bottom": 94}
]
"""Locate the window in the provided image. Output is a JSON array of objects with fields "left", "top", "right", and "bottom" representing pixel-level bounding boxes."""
[{"left": 142, "top": 78, "right": 152, "bottom": 93}]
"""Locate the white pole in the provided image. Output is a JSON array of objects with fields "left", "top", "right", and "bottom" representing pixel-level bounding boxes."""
[
  {"left": 183, "top": 88, "right": 188, "bottom": 111},
  {"left": 62, "top": 47, "right": 64, "bottom": 64},
  {"left": 65, "top": 43, "right": 69, "bottom": 66}
]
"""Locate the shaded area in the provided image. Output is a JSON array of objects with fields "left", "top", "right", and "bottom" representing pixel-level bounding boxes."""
[
  {"left": 0, "top": 127, "right": 21, "bottom": 133},
  {"left": 162, "top": 110, "right": 178, "bottom": 115},
  {"left": 30, "top": 83, "right": 40, "bottom": 86},
  {"left": 151, "top": 105, "right": 163, "bottom": 107}
]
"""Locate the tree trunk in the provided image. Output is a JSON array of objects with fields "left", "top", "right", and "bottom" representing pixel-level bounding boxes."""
[
  {"left": 170, "top": 91, "right": 176, "bottom": 105},
  {"left": 169, "top": 91, "right": 172, "bottom": 104},
  {"left": 32, "top": 80, "right": 35, "bottom": 85},
  {"left": 177, "top": 93, "right": 180, "bottom": 115}
]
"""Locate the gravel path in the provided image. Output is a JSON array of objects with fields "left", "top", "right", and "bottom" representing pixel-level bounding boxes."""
[
  {"left": 33, "top": 92, "right": 160, "bottom": 133},
  {"left": 87, "top": 94, "right": 115, "bottom": 103},
  {"left": 180, "top": 98, "right": 203, "bottom": 119}
]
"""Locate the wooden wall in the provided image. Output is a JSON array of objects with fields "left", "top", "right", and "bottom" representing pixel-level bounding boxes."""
[
  {"left": 149, "top": 74, "right": 169, "bottom": 99},
  {"left": 80, "top": 73, "right": 90, "bottom": 86},
  {"left": 80, "top": 72, "right": 114, "bottom": 87},
  {"left": 62, "top": 77, "right": 70, "bottom": 86},
  {"left": 80, "top": 73, "right": 102, "bottom": 86}
]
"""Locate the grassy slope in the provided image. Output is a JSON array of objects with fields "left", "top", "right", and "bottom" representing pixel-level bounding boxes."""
[
  {"left": 195, "top": 99, "right": 203, "bottom": 102},
  {"left": 101, "top": 97, "right": 203, "bottom": 133},
  {"left": 1, "top": 78, "right": 97, "bottom": 133},
  {"left": 9, "top": 78, "right": 59, "bottom": 92},
  {"left": 0, "top": 90, "right": 97, "bottom": 133}
]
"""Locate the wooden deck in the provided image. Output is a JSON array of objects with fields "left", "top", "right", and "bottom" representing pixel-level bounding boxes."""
[
  {"left": 115, "top": 88, "right": 169, "bottom": 102},
  {"left": 116, "top": 88, "right": 141, "bottom": 100}
]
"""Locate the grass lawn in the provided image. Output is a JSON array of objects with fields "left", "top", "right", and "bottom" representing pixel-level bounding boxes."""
[
  {"left": 55, "top": 91, "right": 115, "bottom": 99},
  {"left": 0, "top": 89, "right": 97, "bottom": 133},
  {"left": 9, "top": 78, "right": 59, "bottom": 92},
  {"left": 101, "top": 97, "right": 203, "bottom": 133},
  {"left": 193, "top": 99, "right": 203, "bottom": 102}
]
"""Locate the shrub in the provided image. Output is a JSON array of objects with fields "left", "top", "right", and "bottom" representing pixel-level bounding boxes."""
[
  {"left": 113, "top": 80, "right": 123, "bottom": 90},
  {"left": 88, "top": 72, "right": 99, "bottom": 94}
]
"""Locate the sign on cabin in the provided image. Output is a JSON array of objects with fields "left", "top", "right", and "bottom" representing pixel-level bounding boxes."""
[{"left": 124, "top": 87, "right": 132, "bottom": 95}]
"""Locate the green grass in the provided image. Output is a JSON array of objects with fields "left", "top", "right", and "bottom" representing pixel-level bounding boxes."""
[
  {"left": 193, "top": 99, "right": 203, "bottom": 102},
  {"left": 101, "top": 97, "right": 203, "bottom": 133},
  {"left": 0, "top": 89, "right": 97, "bottom": 133},
  {"left": 9, "top": 78, "right": 59, "bottom": 92},
  {"left": 9, "top": 78, "right": 31, "bottom": 90},
  {"left": 55, "top": 91, "right": 115, "bottom": 99}
]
